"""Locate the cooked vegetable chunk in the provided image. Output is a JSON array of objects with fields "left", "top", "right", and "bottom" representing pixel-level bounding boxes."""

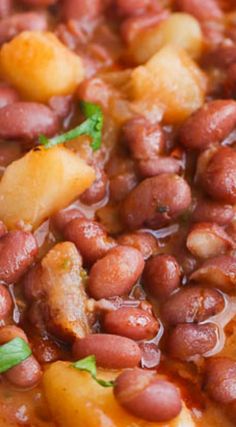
[{"left": 0, "top": 146, "right": 95, "bottom": 230}]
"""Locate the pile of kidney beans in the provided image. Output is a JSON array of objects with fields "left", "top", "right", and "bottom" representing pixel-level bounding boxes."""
[{"left": 1, "top": 0, "right": 236, "bottom": 425}]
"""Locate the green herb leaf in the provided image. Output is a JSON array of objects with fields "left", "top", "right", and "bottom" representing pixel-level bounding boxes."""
[
  {"left": 39, "top": 101, "right": 103, "bottom": 151},
  {"left": 0, "top": 337, "right": 32, "bottom": 374},
  {"left": 72, "top": 355, "right": 114, "bottom": 388}
]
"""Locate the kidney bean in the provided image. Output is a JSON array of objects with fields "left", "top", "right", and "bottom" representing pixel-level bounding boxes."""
[
  {"left": 140, "top": 342, "right": 161, "bottom": 368},
  {"left": 48, "top": 95, "right": 72, "bottom": 119},
  {"left": 121, "top": 10, "right": 169, "bottom": 43},
  {"left": 0, "top": 221, "right": 7, "bottom": 238},
  {"left": 77, "top": 78, "right": 111, "bottom": 109},
  {"left": 23, "top": 264, "right": 43, "bottom": 301},
  {"left": 138, "top": 156, "right": 181, "bottom": 178},
  {"left": 50, "top": 207, "right": 84, "bottom": 234},
  {"left": 0, "top": 102, "right": 59, "bottom": 141},
  {"left": 205, "top": 357, "right": 236, "bottom": 404},
  {"left": 175, "top": 0, "right": 223, "bottom": 22},
  {"left": 117, "top": 232, "right": 158, "bottom": 259},
  {"left": 161, "top": 286, "right": 224, "bottom": 325},
  {"left": 21, "top": 0, "right": 57, "bottom": 6},
  {"left": 0, "top": 0, "right": 12, "bottom": 19},
  {"left": 64, "top": 218, "right": 116, "bottom": 265},
  {"left": 87, "top": 245, "right": 144, "bottom": 299},
  {"left": 0, "top": 85, "right": 19, "bottom": 109},
  {"left": 0, "top": 285, "right": 12, "bottom": 319},
  {"left": 121, "top": 174, "right": 191, "bottom": 230},
  {"left": 115, "top": 0, "right": 151, "bottom": 16},
  {"left": 0, "top": 142, "right": 22, "bottom": 168},
  {"left": 114, "top": 368, "right": 182, "bottom": 422},
  {"left": 224, "top": 63, "right": 236, "bottom": 99},
  {"left": 190, "top": 255, "right": 236, "bottom": 292},
  {"left": 179, "top": 101, "right": 236, "bottom": 151},
  {"left": 192, "top": 199, "right": 234, "bottom": 226},
  {"left": 102, "top": 307, "right": 159, "bottom": 340},
  {"left": 167, "top": 323, "right": 219, "bottom": 361},
  {"left": 0, "top": 326, "right": 28, "bottom": 345},
  {"left": 200, "top": 147, "right": 236, "bottom": 204},
  {"left": 80, "top": 167, "right": 107, "bottom": 205},
  {"left": 143, "top": 254, "right": 181, "bottom": 299},
  {"left": 32, "top": 337, "right": 62, "bottom": 364},
  {"left": 73, "top": 334, "right": 141, "bottom": 369},
  {"left": 186, "top": 222, "right": 234, "bottom": 259},
  {"left": 204, "top": 41, "right": 236, "bottom": 69},
  {"left": 0, "top": 231, "right": 38, "bottom": 285},
  {"left": 61, "top": 0, "right": 103, "bottom": 21},
  {"left": 5, "top": 356, "right": 42, "bottom": 389},
  {"left": 109, "top": 172, "right": 138, "bottom": 203},
  {"left": 0, "top": 12, "right": 48, "bottom": 45}
]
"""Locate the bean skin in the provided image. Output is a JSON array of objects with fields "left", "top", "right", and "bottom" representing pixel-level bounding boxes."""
[
  {"left": 0, "top": 284, "right": 12, "bottom": 319},
  {"left": 205, "top": 357, "right": 236, "bottom": 404},
  {"left": 167, "top": 323, "right": 219, "bottom": 361},
  {"left": 0, "top": 231, "right": 38, "bottom": 285},
  {"left": 50, "top": 207, "right": 85, "bottom": 234},
  {"left": 179, "top": 100, "right": 236, "bottom": 150},
  {"left": 73, "top": 334, "right": 141, "bottom": 369},
  {"left": 161, "top": 286, "right": 225, "bottom": 325},
  {"left": 121, "top": 174, "right": 191, "bottom": 230},
  {"left": 5, "top": 356, "right": 42, "bottom": 389},
  {"left": 114, "top": 368, "right": 182, "bottom": 422},
  {"left": 0, "top": 102, "right": 59, "bottom": 141},
  {"left": 143, "top": 254, "right": 181, "bottom": 299},
  {"left": 64, "top": 218, "right": 116, "bottom": 265},
  {"left": 192, "top": 198, "right": 234, "bottom": 226},
  {"left": 102, "top": 307, "right": 159, "bottom": 340},
  {"left": 117, "top": 232, "right": 158, "bottom": 259},
  {"left": 0, "top": 12, "right": 48, "bottom": 45},
  {"left": 87, "top": 245, "right": 144, "bottom": 299},
  {"left": 175, "top": 0, "right": 223, "bottom": 22},
  {"left": 0, "top": 85, "right": 19, "bottom": 109}
]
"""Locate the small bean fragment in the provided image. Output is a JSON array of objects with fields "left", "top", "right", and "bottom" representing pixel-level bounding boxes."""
[
  {"left": 50, "top": 208, "right": 85, "bottom": 234},
  {"left": 80, "top": 167, "right": 108, "bottom": 205},
  {"left": 117, "top": 232, "right": 158, "bottom": 259},
  {"left": 73, "top": 334, "right": 141, "bottom": 369},
  {"left": 138, "top": 156, "right": 181, "bottom": 178}
]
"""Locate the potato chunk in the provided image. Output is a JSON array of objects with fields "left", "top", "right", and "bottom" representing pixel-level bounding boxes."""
[
  {"left": 131, "top": 45, "right": 207, "bottom": 123},
  {"left": 43, "top": 361, "right": 195, "bottom": 427},
  {"left": 0, "top": 31, "right": 84, "bottom": 101},
  {"left": 0, "top": 146, "right": 95, "bottom": 230},
  {"left": 129, "top": 13, "right": 203, "bottom": 64}
]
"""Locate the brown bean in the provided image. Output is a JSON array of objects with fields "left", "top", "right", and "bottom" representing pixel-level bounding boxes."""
[
  {"left": 175, "top": 0, "right": 223, "bottom": 21},
  {"left": 5, "top": 356, "right": 42, "bottom": 389},
  {"left": 192, "top": 199, "right": 234, "bottom": 226},
  {"left": 0, "top": 0, "right": 12, "bottom": 19},
  {"left": 102, "top": 307, "right": 159, "bottom": 340},
  {"left": 109, "top": 172, "right": 138, "bottom": 203},
  {"left": 190, "top": 255, "right": 236, "bottom": 292},
  {"left": 0, "top": 285, "right": 12, "bottom": 319},
  {"left": 87, "top": 245, "right": 144, "bottom": 299},
  {"left": 50, "top": 207, "right": 85, "bottom": 234},
  {"left": 0, "top": 221, "right": 7, "bottom": 238},
  {"left": 200, "top": 147, "right": 236, "bottom": 204},
  {"left": 114, "top": 368, "right": 182, "bottom": 422},
  {"left": 161, "top": 286, "right": 225, "bottom": 325},
  {"left": 167, "top": 323, "right": 219, "bottom": 361},
  {"left": 64, "top": 218, "right": 116, "bottom": 265},
  {"left": 73, "top": 334, "right": 141, "bottom": 369},
  {"left": 143, "top": 254, "right": 181, "bottom": 299},
  {"left": 0, "top": 231, "right": 38, "bottom": 285},
  {"left": 117, "top": 232, "right": 158, "bottom": 259},
  {"left": 0, "top": 325, "right": 28, "bottom": 345},
  {"left": 121, "top": 174, "right": 191, "bottom": 230},
  {"left": 80, "top": 167, "right": 107, "bottom": 205},
  {"left": 138, "top": 156, "right": 181, "bottom": 178},
  {"left": 186, "top": 222, "right": 234, "bottom": 259},
  {"left": 179, "top": 101, "right": 236, "bottom": 150},
  {"left": 205, "top": 357, "right": 236, "bottom": 404},
  {"left": 61, "top": 0, "right": 103, "bottom": 21},
  {"left": 0, "top": 12, "right": 48, "bottom": 45},
  {"left": 0, "top": 102, "right": 59, "bottom": 141},
  {"left": 0, "top": 85, "right": 19, "bottom": 109}
]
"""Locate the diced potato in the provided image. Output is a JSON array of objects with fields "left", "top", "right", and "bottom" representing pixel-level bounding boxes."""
[
  {"left": 0, "top": 146, "right": 95, "bottom": 230},
  {"left": 129, "top": 13, "right": 203, "bottom": 64},
  {"left": 131, "top": 45, "right": 207, "bottom": 123},
  {"left": 0, "top": 31, "right": 84, "bottom": 102},
  {"left": 43, "top": 361, "right": 195, "bottom": 427}
]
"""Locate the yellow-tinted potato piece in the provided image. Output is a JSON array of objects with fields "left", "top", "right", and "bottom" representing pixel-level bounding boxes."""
[
  {"left": 0, "top": 146, "right": 95, "bottom": 230},
  {"left": 43, "top": 361, "right": 195, "bottom": 427},
  {"left": 129, "top": 13, "right": 203, "bottom": 64},
  {"left": 131, "top": 45, "right": 207, "bottom": 124},
  {"left": 0, "top": 31, "right": 84, "bottom": 102}
]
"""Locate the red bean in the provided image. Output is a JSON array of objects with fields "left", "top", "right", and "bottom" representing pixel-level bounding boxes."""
[
  {"left": 48, "top": 95, "right": 72, "bottom": 119},
  {"left": 102, "top": 307, "right": 159, "bottom": 340},
  {"left": 175, "top": 0, "right": 223, "bottom": 21},
  {"left": 61, "top": 0, "right": 103, "bottom": 21},
  {"left": 205, "top": 357, "right": 236, "bottom": 404},
  {"left": 121, "top": 10, "right": 169, "bottom": 43},
  {"left": 23, "top": 264, "right": 43, "bottom": 301},
  {"left": 138, "top": 156, "right": 181, "bottom": 178},
  {"left": 167, "top": 323, "right": 219, "bottom": 361},
  {"left": 77, "top": 78, "right": 111, "bottom": 109},
  {"left": 204, "top": 41, "right": 236, "bottom": 69},
  {"left": 0, "top": 221, "right": 7, "bottom": 238},
  {"left": 0, "top": 12, "right": 48, "bottom": 45},
  {"left": 64, "top": 218, "right": 116, "bottom": 265},
  {"left": 225, "top": 63, "right": 236, "bottom": 99},
  {"left": 114, "top": 368, "right": 182, "bottom": 422},
  {"left": 21, "top": 0, "right": 57, "bottom": 6},
  {"left": 190, "top": 255, "right": 236, "bottom": 292},
  {"left": 143, "top": 254, "right": 181, "bottom": 299},
  {"left": 161, "top": 286, "right": 225, "bottom": 325},
  {"left": 31, "top": 337, "right": 62, "bottom": 364},
  {"left": 117, "top": 232, "right": 158, "bottom": 259},
  {"left": 109, "top": 172, "right": 138, "bottom": 203},
  {"left": 0, "top": 0, "right": 12, "bottom": 19},
  {"left": 0, "top": 326, "right": 28, "bottom": 345},
  {"left": 0, "top": 85, "right": 19, "bottom": 109},
  {"left": 192, "top": 199, "right": 234, "bottom": 226},
  {"left": 5, "top": 356, "right": 42, "bottom": 389},
  {"left": 0, "top": 285, "right": 12, "bottom": 319},
  {"left": 87, "top": 245, "right": 144, "bottom": 299},
  {"left": 0, "top": 102, "right": 59, "bottom": 141},
  {"left": 179, "top": 101, "right": 236, "bottom": 150},
  {"left": 200, "top": 147, "right": 236, "bottom": 204},
  {"left": 186, "top": 222, "right": 234, "bottom": 259},
  {"left": 0, "top": 231, "right": 38, "bottom": 285},
  {"left": 121, "top": 174, "right": 191, "bottom": 230},
  {"left": 115, "top": 0, "right": 151, "bottom": 16},
  {"left": 0, "top": 142, "right": 22, "bottom": 168},
  {"left": 73, "top": 334, "right": 141, "bottom": 369},
  {"left": 80, "top": 167, "right": 107, "bottom": 205},
  {"left": 50, "top": 207, "right": 84, "bottom": 234}
]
